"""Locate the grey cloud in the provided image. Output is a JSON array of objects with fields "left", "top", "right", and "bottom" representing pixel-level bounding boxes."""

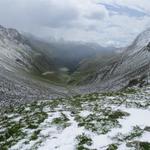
[
  {"left": 85, "top": 9, "right": 108, "bottom": 20},
  {"left": 0, "top": 0, "right": 149, "bottom": 47},
  {"left": 100, "top": 3, "right": 149, "bottom": 17},
  {"left": 0, "top": 0, "right": 109, "bottom": 43},
  {"left": 0, "top": 0, "right": 79, "bottom": 29}
]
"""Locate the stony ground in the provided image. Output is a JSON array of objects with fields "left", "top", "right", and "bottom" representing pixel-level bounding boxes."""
[
  {"left": 0, "top": 85, "right": 150, "bottom": 150},
  {"left": 0, "top": 67, "right": 68, "bottom": 109}
]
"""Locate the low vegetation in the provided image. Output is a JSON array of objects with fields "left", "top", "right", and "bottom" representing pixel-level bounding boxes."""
[{"left": 0, "top": 87, "right": 150, "bottom": 149}]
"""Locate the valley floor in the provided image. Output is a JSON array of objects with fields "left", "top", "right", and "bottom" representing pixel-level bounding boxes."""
[{"left": 0, "top": 85, "right": 150, "bottom": 150}]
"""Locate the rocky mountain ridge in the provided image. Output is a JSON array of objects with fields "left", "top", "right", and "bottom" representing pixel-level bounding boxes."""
[
  {"left": 76, "top": 28, "right": 150, "bottom": 93},
  {"left": 0, "top": 25, "right": 68, "bottom": 109}
]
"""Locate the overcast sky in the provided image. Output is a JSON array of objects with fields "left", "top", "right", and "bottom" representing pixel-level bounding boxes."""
[{"left": 0, "top": 0, "right": 150, "bottom": 47}]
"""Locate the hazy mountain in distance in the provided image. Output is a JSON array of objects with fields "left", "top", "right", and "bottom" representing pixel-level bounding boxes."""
[
  {"left": 24, "top": 34, "right": 117, "bottom": 73},
  {"left": 68, "top": 50, "right": 119, "bottom": 85},
  {"left": 23, "top": 34, "right": 118, "bottom": 84}
]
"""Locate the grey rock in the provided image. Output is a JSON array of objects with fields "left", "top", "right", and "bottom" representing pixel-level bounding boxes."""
[
  {"left": 77, "top": 28, "right": 150, "bottom": 93},
  {"left": 0, "top": 25, "right": 68, "bottom": 109}
]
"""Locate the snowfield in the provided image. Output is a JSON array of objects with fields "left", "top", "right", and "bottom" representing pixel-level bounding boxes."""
[{"left": 0, "top": 85, "right": 150, "bottom": 150}]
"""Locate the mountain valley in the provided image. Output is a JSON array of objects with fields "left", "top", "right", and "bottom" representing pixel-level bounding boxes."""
[{"left": 0, "top": 25, "right": 150, "bottom": 150}]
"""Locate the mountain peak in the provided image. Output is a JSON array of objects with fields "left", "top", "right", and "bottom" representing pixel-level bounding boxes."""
[{"left": 124, "top": 27, "right": 150, "bottom": 55}]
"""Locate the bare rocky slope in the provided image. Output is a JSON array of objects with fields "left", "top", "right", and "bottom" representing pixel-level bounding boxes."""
[
  {"left": 0, "top": 25, "right": 68, "bottom": 109},
  {"left": 76, "top": 28, "right": 150, "bottom": 93}
]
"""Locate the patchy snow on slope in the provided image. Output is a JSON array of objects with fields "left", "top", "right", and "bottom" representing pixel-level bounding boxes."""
[{"left": 1, "top": 86, "right": 150, "bottom": 150}]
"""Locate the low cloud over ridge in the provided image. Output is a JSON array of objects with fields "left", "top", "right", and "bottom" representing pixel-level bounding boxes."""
[{"left": 0, "top": 0, "right": 150, "bottom": 47}]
